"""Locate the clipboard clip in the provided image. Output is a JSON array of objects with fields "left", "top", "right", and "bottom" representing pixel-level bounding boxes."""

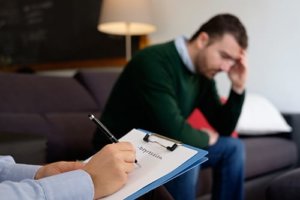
[{"left": 143, "top": 133, "right": 181, "bottom": 151}]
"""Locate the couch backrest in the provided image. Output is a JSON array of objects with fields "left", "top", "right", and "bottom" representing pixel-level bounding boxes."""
[
  {"left": 74, "top": 68, "right": 122, "bottom": 112},
  {"left": 0, "top": 72, "right": 100, "bottom": 163},
  {"left": 0, "top": 73, "right": 98, "bottom": 113}
]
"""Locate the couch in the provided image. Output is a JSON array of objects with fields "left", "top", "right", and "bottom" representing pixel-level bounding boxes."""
[{"left": 0, "top": 68, "right": 298, "bottom": 200}]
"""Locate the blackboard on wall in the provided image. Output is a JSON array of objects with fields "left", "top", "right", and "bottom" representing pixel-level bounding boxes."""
[{"left": 0, "top": 0, "right": 139, "bottom": 67}]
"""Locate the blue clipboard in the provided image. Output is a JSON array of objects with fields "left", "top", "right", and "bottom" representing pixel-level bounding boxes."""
[{"left": 124, "top": 130, "right": 208, "bottom": 200}]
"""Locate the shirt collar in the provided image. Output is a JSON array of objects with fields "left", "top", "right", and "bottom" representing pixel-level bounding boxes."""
[{"left": 174, "top": 36, "right": 196, "bottom": 74}]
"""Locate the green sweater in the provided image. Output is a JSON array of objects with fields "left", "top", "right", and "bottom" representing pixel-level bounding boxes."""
[{"left": 94, "top": 41, "right": 245, "bottom": 149}]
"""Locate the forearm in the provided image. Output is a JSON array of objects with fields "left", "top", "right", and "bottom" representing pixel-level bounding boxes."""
[
  {"left": 0, "top": 156, "right": 94, "bottom": 200},
  {"left": 0, "top": 170, "right": 94, "bottom": 200},
  {"left": 200, "top": 87, "right": 245, "bottom": 136},
  {"left": 176, "top": 123, "right": 210, "bottom": 148},
  {"left": 213, "top": 89, "right": 245, "bottom": 135},
  {"left": 0, "top": 156, "right": 40, "bottom": 182}
]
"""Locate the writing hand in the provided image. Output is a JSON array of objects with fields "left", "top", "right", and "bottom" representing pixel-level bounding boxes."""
[{"left": 83, "top": 142, "right": 136, "bottom": 199}]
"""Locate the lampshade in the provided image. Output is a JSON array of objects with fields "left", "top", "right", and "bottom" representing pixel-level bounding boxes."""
[{"left": 98, "top": 0, "right": 156, "bottom": 36}]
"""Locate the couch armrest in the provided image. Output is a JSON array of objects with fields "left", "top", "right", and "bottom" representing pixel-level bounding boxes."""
[{"left": 282, "top": 113, "right": 300, "bottom": 165}]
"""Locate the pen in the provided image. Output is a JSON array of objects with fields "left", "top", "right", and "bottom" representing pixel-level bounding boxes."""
[
  {"left": 88, "top": 114, "right": 139, "bottom": 165},
  {"left": 88, "top": 114, "right": 118, "bottom": 143}
]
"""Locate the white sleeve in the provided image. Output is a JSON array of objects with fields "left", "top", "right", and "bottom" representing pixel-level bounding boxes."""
[
  {"left": 0, "top": 156, "right": 41, "bottom": 182},
  {"left": 0, "top": 156, "right": 94, "bottom": 200}
]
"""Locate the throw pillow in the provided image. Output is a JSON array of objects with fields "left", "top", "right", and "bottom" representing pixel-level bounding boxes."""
[{"left": 236, "top": 93, "right": 292, "bottom": 135}]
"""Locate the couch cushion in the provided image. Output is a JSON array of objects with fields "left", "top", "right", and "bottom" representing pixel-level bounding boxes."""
[
  {"left": 243, "top": 137, "right": 297, "bottom": 179},
  {"left": 74, "top": 69, "right": 122, "bottom": 111},
  {"left": 197, "top": 137, "right": 298, "bottom": 197},
  {"left": 0, "top": 132, "right": 46, "bottom": 165},
  {"left": 45, "top": 112, "right": 100, "bottom": 162},
  {"left": 266, "top": 168, "right": 300, "bottom": 200},
  {"left": 0, "top": 113, "right": 50, "bottom": 135},
  {"left": 0, "top": 114, "right": 49, "bottom": 164},
  {"left": 0, "top": 73, "right": 98, "bottom": 113}
]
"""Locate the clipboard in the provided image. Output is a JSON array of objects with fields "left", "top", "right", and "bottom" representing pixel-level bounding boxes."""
[{"left": 101, "top": 129, "right": 208, "bottom": 200}]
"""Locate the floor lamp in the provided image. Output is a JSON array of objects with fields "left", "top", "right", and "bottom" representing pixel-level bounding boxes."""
[{"left": 97, "top": 0, "right": 156, "bottom": 61}]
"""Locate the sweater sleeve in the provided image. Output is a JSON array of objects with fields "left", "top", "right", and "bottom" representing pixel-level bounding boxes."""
[{"left": 199, "top": 82, "right": 245, "bottom": 136}]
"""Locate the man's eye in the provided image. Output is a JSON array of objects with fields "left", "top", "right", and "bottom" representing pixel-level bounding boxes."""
[
  {"left": 223, "top": 55, "right": 231, "bottom": 60},
  {"left": 220, "top": 53, "right": 230, "bottom": 59},
  {"left": 221, "top": 54, "right": 236, "bottom": 63}
]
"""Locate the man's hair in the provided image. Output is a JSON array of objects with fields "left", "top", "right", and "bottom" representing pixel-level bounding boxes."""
[{"left": 190, "top": 14, "right": 248, "bottom": 49}]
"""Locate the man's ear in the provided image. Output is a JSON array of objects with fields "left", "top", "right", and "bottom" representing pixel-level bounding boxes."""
[{"left": 196, "top": 32, "right": 209, "bottom": 49}]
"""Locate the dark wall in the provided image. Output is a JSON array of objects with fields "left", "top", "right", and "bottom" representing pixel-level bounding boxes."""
[{"left": 0, "top": 0, "right": 138, "bottom": 66}]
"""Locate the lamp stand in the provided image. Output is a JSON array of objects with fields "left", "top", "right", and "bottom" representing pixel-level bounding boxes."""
[
  {"left": 125, "top": 23, "right": 132, "bottom": 61},
  {"left": 125, "top": 33, "right": 132, "bottom": 61}
]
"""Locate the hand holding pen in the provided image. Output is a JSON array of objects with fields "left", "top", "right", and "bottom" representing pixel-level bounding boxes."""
[{"left": 88, "top": 114, "right": 139, "bottom": 165}]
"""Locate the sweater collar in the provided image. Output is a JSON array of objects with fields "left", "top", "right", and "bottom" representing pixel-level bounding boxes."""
[{"left": 174, "top": 36, "right": 196, "bottom": 74}]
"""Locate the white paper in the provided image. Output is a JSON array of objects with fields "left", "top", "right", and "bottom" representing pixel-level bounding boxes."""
[{"left": 100, "top": 129, "right": 197, "bottom": 200}]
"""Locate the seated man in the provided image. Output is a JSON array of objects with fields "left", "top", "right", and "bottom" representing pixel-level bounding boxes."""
[
  {"left": 0, "top": 142, "right": 136, "bottom": 200},
  {"left": 93, "top": 13, "right": 248, "bottom": 200}
]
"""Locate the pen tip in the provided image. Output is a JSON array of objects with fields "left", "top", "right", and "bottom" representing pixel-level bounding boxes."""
[{"left": 88, "top": 114, "right": 94, "bottom": 120}]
